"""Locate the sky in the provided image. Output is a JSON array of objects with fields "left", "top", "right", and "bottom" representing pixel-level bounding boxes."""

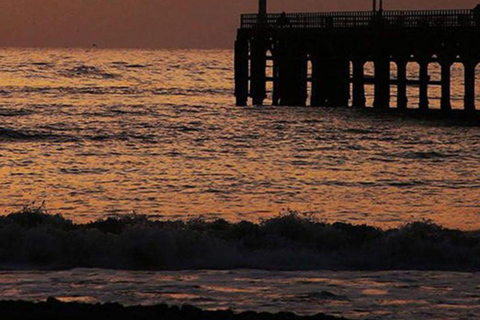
[{"left": 0, "top": 0, "right": 478, "bottom": 49}]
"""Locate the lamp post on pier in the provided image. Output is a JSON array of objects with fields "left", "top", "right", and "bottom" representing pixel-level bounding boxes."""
[
  {"left": 259, "top": 0, "right": 267, "bottom": 25},
  {"left": 259, "top": 0, "right": 267, "bottom": 15},
  {"left": 250, "top": 0, "right": 268, "bottom": 105},
  {"left": 373, "top": 0, "right": 384, "bottom": 13}
]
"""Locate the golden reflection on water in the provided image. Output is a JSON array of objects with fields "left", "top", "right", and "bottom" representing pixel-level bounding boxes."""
[{"left": 0, "top": 48, "right": 478, "bottom": 229}]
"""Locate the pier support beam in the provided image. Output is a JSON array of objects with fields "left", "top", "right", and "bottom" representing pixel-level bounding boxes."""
[
  {"left": 396, "top": 59, "right": 408, "bottom": 110},
  {"left": 464, "top": 60, "right": 476, "bottom": 112},
  {"left": 278, "top": 41, "right": 308, "bottom": 106},
  {"left": 352, "top": 59, "right": 366, "bottom": 108},
  {"left": 419, "top": 60, "right": 429, "bottom": 111},
  {"left": 374, "top": 57, "right": 390, "bottom": 109},
  {"left": 234, "top": 38, "right": 249, "bottom": 106},
  {"left": 440, "top": 60, "right": 453, "bottom": 112},
  {"left": 250, "top": 38, "right": 267, "bottom": 106}
]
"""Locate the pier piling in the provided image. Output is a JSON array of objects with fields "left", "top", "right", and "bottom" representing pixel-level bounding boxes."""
[
  {"left": 352, "top": 59, "right": 366, "bottom": 108},
  {"left": 440, "top": 60, "right": 453, "bottom": 112},
  {"left": 250, "top": 38, "right": 267, "bottom": 106},
  {"left": 464, "top": 60, "right": 477, "bottom": 112},
  {"left": 278, "top": 40, "right": 308, "bottom": 106},
  {"left": 311, "top": 55, "right": 328, "bottom": 107},
  {"left": 234, "top": 39, "right": 249, "bottom": 106},
  {"left": 374, "top": 57, "right": 390, "bottom": 109},
  {"left": 328, "top": 58, "right": 350, "bottom": 107},
  {"left": 396, "top": 59, "right": 408, "bottom": 110},
  {"left": 419, "top": 60, "right": 430, "bottom": 111}
]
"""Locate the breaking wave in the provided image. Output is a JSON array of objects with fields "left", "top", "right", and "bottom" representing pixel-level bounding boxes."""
[{"left": 0, "top": 208, "right": 479, "bottom": 271}]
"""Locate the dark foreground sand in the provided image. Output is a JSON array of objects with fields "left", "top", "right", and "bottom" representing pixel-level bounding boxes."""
[{"left": 0, "top": 298, "right": 348, "bottom": 320}]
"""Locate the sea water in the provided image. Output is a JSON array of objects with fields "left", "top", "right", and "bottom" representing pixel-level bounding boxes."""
[{"left": 0, "top": 48, "right": 479, "bottom": 319}]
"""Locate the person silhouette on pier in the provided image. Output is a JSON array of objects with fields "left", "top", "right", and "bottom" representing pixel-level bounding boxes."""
[{"left": 277, "top": 11, "right": 290, "bottom": 27}]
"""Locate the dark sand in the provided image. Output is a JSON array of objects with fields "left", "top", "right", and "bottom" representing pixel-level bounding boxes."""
[{"left": 0, "top": 298, "right": 348, "bottom": 320}]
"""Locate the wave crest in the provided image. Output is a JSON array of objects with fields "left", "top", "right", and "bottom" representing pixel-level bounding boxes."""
[{"left": 0, "top": 208, "right": 479, "bottom": 271}]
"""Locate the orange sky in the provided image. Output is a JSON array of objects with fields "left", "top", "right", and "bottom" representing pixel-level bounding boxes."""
[{"left": 0, "top": 0, "right": 478, "bottom": 48}]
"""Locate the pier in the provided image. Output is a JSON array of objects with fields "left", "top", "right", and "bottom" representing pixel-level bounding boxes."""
[{"left": 235, "top": 1, "right": 480, "bottom": 113}]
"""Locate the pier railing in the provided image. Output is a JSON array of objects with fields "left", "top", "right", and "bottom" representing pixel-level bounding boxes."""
[{"left": 240, "top": 9, "right": 480, "bottom": 29}]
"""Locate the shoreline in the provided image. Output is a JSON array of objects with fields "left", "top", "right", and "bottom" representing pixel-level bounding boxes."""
[{"left": 0, "top": 269, "right": 477, "bottom": 320}]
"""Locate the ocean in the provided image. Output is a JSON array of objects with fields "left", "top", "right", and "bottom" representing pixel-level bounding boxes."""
[{"left": 0, "top": 48, "right": 479, "bottom": 319}]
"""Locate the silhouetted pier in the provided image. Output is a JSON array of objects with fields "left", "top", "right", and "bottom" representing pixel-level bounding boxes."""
[{"left": 235, "top": 1, "right": 480, "bottom": 114}]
